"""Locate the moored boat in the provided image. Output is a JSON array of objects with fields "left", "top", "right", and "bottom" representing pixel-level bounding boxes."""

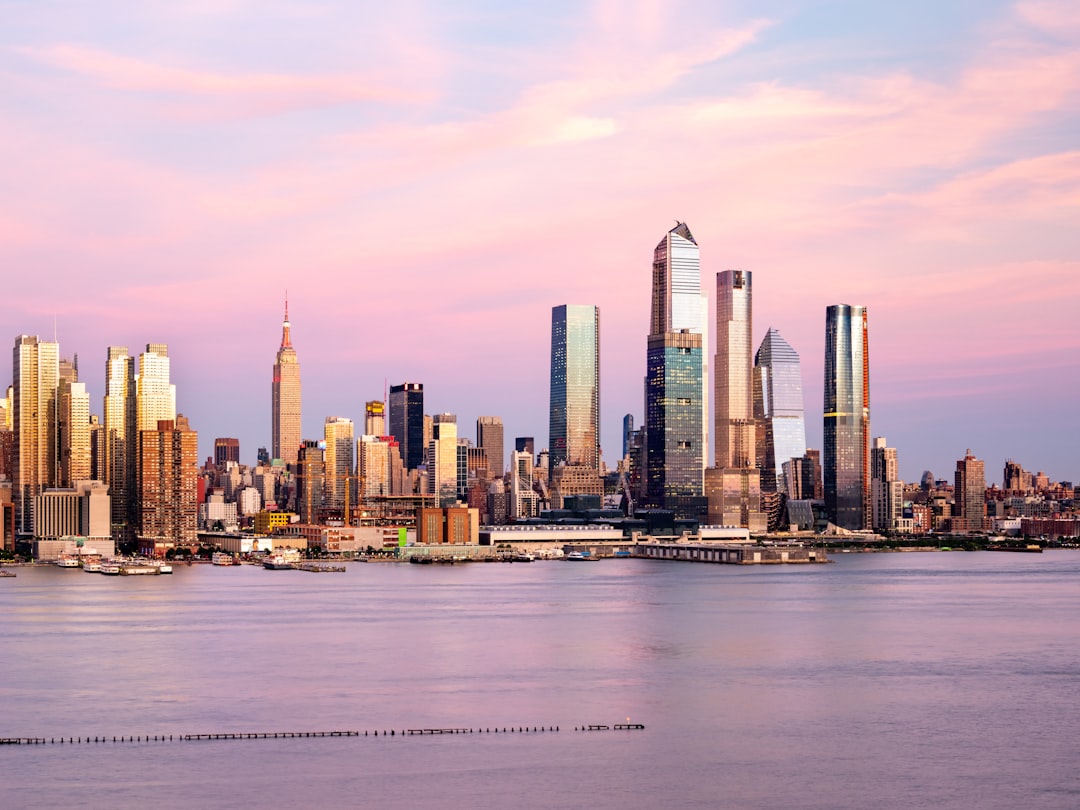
[
  {"left": 263, "top": 554, "right": 294, "bottom": 570},
  {"left": 82, "top": 560, "right": 102, "bottom": 573},
  {"left": 100, "top": 562, "right": 121, "bottom": 575},
  {"left": 56, "top": 555, "right": 81, "bottom": 568},
  {"left": 211, "top": 552, "right": 238, "bottom": 566}
]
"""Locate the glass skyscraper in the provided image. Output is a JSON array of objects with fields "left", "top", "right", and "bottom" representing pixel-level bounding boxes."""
[
  {"left": 388, "top": 383, "right": 424, "bottom": 471},
  {"left": 548, "top": 304, "right": 600, "bottom": 471},
  {"left": 753, "top": 327, "right": 807, "bottom": 494},
  {"left": 642, "top": 223, "right": 706, "bottom": 514},
  {"left": 644, "top": 331, "right": 704, "bottom": 508},
  {"left": 823, "top": 304, "right": 871, "bottom": 530}
]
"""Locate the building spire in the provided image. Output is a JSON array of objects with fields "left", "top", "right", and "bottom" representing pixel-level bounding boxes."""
[{"left": 281, "top": 294, "right": 292, "bottom": 349}]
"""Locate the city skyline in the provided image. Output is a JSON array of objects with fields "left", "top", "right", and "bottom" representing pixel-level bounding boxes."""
[{"left": 1, "top": 1, "right": 1077, "bottom": 484}]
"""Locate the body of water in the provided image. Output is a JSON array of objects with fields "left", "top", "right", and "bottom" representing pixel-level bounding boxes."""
[{"left": 2, "top": 551, "right": 1078, "bottom": 808}]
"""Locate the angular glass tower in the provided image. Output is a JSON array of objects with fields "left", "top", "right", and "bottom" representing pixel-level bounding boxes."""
[
  {"left": 823, "top": 304, "right": 871, "bottom": 530},
  {"left": 642, "top": 223, "right": 706, "bottom": 513},
  {"left": 753, "top": 328, "right": 807, "bottom": 494},
  {"left": 548, "top": 305, "right": 600, "bottom": 471},
  {"left": 388, "top": 383, "right": 424, "bottom": 471},
  {"left": 651, "top": 222, "right": 708, "bottom": 464}
]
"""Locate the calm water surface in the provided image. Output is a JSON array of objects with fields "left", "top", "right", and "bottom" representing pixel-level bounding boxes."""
[{"left": 2, "top": 552, "right": 1079, "bottom": 808}]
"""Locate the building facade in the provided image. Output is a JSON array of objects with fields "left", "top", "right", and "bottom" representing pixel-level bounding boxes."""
[
  {"left": 13, "top": 335, "right": 60, "bottom": 535},
  {"left": 271, "top": 301, "right": 302, "bottom": 465},
  {"left": 476, "top": 416, "right": 504, "bottom": 479},
  {"left": 753, "top": 328, "right": 807, "bottom": 495},
  {"left": 871, "top": 437, "right": 903, "bottom": 531},
  {"left": 548, "top": 305, "right": 601, "bottom": 472},
  {"left": 388, "top": 383, "right": 424, "bottom": 471},
  {"left": 323, "top": 416, "right": 354, "bottom": 518},
  {"left": 138, "top": 415, "right": 198, "bottom": 554},
  {"left": 823, "top": 304, "right": 871, "bottom": 530},
  {"left": 954, "top": 449, "right": 986, "bottom": 532}
]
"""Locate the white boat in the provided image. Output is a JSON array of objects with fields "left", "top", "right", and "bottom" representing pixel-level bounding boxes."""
[
  {"left": 566, "top": 551, "right": 587, "bottom": 561},
  {"left": 82, "top": 561, "right": 102, "bottom": 573},
  {"left": 100, "top": 562, "right": 121, "bottom": 575},
  {"left": 512, "top": 552, "right": 535, "bottom": 562},
  {"left": 263, "top": 554, "right": 294, "bottom": 570},
  {"left": 56, "top": 556, "right": 81, "bottom": 568},
  {"left": 212, "top": 552, "right": 238, "bottom": 566},
  {"left": 156, "top": 563, "right": 173, "bottom": 574}
]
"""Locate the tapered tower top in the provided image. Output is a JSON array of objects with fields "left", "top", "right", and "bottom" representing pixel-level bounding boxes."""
[{"left": 280, "top": 296, "right": 292, "bottom": 350}]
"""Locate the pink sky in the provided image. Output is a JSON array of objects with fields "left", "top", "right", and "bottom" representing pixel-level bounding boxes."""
[{"left": 1, "top": 0, "right": 1078, "bottom": 483}]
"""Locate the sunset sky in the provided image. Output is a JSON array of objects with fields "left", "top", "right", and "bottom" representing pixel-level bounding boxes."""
[{"left": 1, "top": 0, "right": 1077, "bottom": 484}]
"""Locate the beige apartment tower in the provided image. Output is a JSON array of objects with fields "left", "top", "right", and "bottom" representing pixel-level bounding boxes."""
[
  {"left": 272, "top": 300, "right": 302, "bottom": 465},
  {"left": 13, "top": 335, "right": 60, "bottom": 535}
]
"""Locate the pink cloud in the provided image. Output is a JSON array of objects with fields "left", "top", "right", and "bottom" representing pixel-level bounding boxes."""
[{"left": 17, "top": 44, "right": 429, "bottom": 117}]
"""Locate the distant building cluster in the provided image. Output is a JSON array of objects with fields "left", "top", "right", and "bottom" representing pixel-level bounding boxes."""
[{"left": 3, "top": 225, "right": 1077, "bottom": 558}]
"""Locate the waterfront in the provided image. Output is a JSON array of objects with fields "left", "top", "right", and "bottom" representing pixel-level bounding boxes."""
[{"left": 2, "top": 552, "right": 1079, "bottom": 809}]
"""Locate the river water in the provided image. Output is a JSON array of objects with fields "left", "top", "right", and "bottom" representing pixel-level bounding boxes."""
[{"left": 2, "top": 551, "right": 1078, "bottom": 809}]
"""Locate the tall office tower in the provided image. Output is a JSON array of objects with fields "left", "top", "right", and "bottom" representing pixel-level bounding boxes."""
[
  {"left": 57, "top": 378, "right": 91, "bottom": 487},
  {"left": 358, "top": 435, "right": 391, "bottom": 499},
  {"left": 515, "top": 437, "right": 534, "bottom": 456},
  {"left": 651, "top": 222, "right": 709, "bottom": 472},
  {"left": 103, "top": 346, "right": 136, "bottom": 537},
  {"left": 476, "top": 416, "right": 504, "bottom": 478},
  {"left": 59, "top": 356, "right": 78, "bottom": 384},
  {"left": 549, "top": 304, "right": 601, "bottom": 472},
  {"left": 214, "top": 438, "right": 240, "bottom": 467},
  {"left": 323, "top": 417, "right": 354, "bottom": 517},
  {"left": 138, "top": 415, "right": 198, "bottom": 555},
  {"left": 715, "top": 270, "right": 755, "bottom": 469},
  {"left": 871, "top": 437, "right": 903, "bottom": 531},
  {"left": 823, "top": 304, "right": 871, "bottom": 531},
  {"left": 388, "top": 383, "right": 424, "bottom": 471},
  {"left": 295, "top": 440, "right": 325, "bottom": 524},
  {"left": 12, "top": 336, "right": 60, "bottom": 534},
  {"left": 137, "top": 344, "right": 176, "bottom": 433},
  {"left": 271, "top": 300, "right": 302, "bottom": 465},
  {"left": 427, "top": 419, "right": 459, "bottom": 505},
  {"left": 364, "top": 400, "right": 386, "bottom": 437},
  {"left": 753, "top": 328, "right": 807, "bottom": 494},
  {"left": 955, "top": 449, "right": 986, "bottom": 532},
  {"left": 644, "top": 330, "right": 704, "bottom": 511}
]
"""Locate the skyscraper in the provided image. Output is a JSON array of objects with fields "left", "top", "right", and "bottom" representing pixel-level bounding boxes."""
[
  {"left": 427, "top": 418, "right": 458, "bottom": 505},
  {"left": 294, "top": 440, "right": 325, "bottom": 524},
  {"left": 138, "top": 415, "right": 197, "bottom": 556},
  {"left": 549, "top": 305, "right": 600, "bottom": 472},
  {"left": 12, "top": 335, "right": 59, "bottom": 534},
  {"left": 651, "top": 223, "right": 709, "bottom": 464},
  {"left": 476, "top": 416, "right": 504, "bottom": 478},
  {"left": 753, "top": 328, "right": 807, "bottom": 494},
  {"left": 871, "top": 437, "right": 902, "bottom": 531},
  {"left": 644, "top": 330, "right": 704, "bottom": 510},
  {"left": 955, "top": 449, "right": 986, "bottom": 532},
  {"left": 823, "top": 304, "right": 871, "bottom": 530},
  {"left": 715, "top": 270, "right": 754, "bottom": 469},
  {"left": 272, "top": 300, "right": 302, "bottom": 465},
  {"left": 57, "top": 377, "right": 91, "bottom": 487},
  {"left": 103, "top": 346, "right": 136, "bottom": 538},
  {"left": 388, "top": 383, "right": 424, "bottom": 471},
  {"left": 323, "top": 416, "right": 354, "bottom": 517},
  {"left": 137, "top": 345, "right": 176, "bottom": 433}
]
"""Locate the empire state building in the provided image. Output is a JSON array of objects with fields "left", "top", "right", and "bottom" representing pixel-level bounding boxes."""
[{"left": 272, "top": 300, "right": 302, "bottom": 465}]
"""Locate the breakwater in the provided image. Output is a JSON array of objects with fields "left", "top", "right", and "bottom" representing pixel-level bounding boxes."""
[{"left": 1, "top": 722, "right": 643, "bottom": 746}]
